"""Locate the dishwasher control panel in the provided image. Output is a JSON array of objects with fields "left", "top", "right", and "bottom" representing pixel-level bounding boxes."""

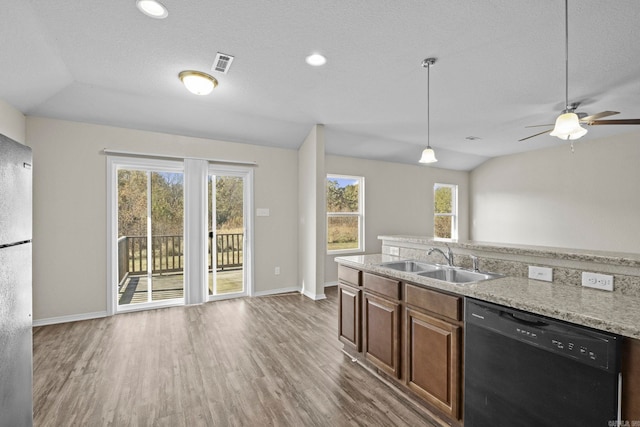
[{"left": 466, "top": 299, "right": 620, "bottom": 372}]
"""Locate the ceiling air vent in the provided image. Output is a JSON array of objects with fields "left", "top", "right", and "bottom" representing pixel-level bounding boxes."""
[{"left": 212, "top": 52, "right": 234, "bottom": 74}]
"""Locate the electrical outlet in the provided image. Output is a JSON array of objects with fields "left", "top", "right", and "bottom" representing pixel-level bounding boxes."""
[
  {"left": 528, "top": 266, "right": 553, "bottom": 282},
  {"left": 274, "top": 266, "right": 280, "bottom": 275},
  {"left": 389, "top": 247, "right": 400, "bottom": 256},
  {"left": 582, "top": 272, "right": 613, "bottom": 291}
]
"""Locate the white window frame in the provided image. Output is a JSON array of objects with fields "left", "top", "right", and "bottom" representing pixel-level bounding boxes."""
[
  {"left": 434, "top": 183, "right": 458, "bottom": 241},
  {"left": 326, "top": 174, "right": 365, "bottom": 254},
  {"left": 107, "top": 156, "right": 186, "bottom": 314},
  {"left": 207, "top": 164, "right": 254, "bottom": 301}
]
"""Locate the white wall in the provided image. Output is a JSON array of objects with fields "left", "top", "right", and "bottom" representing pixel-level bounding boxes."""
[
  {"left": 324, "top": 155, "right": 470, "bottom": 284},
  {"left": 27, "top": 117, "right": 299, "bottom": 321},
  {"left": 297, "top": 125, "right": 326, "bottom": 299},
  {"left": 471, "top": 130, "right": 640, "bottom": 253},
  {"left": 0, "top": 99, "right": 26, "bottom": 143}
]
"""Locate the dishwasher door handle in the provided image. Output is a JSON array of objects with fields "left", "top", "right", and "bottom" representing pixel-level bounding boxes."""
[{"left": 500, "top": 311, "right": 549, "bottom": 327}]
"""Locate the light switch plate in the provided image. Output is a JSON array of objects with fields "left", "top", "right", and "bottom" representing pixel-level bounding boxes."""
[
  {"left": 256, "top": 208, "right": 270, "bottom": 217},
  {"left": 582, "top": 272, "right": 614, "bottom": 291},
  {"left": 528, "top": 266, "right": 553, "bottom": 282}
]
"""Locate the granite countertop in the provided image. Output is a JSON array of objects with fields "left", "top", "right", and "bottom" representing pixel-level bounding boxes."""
[{"left": 336, "top": 254, "right": 640, "bottom": 340}]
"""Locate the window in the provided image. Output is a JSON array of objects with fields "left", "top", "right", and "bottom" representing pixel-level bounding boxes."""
[
  {"left": 434, "top": 183, "right": 458, "bottom": 240},
  {"left": 326, "top": 174, "right": 364, "bottom": 253}
]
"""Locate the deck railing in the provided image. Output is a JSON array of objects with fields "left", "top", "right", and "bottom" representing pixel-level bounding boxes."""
[{"left": 118, "top": 233, "right": 243, "bottom": 282}]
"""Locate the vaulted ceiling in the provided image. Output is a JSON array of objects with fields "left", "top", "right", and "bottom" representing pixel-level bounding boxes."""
[{"left": 2, "top": 0, "right": 639, "bottom": 169}]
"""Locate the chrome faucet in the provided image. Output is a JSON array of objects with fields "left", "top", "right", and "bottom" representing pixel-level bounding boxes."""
[
  {"left": 427, "top": 245, "right": 454, "bottom": 267},
  {"left": 470, "top": 255, "right": 480, "bottom": 272}
]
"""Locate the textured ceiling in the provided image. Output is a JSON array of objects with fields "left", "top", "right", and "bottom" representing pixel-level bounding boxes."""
[{"left": 1, "top": 0, "right": 639, "bottom": 170}]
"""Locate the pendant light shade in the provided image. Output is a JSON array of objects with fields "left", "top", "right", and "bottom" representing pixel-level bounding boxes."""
[
  {"left": 419, "top": 58, "right": 438, "bottom": 164},
  {"left": 419, "top": 147, "right": 438, "bottom": 163},
  {"left": 550, "top": 112, "right": 588, "bottom": 140},
  {"left": 179, "top": 70, "right": 218, "bottom": 95}
]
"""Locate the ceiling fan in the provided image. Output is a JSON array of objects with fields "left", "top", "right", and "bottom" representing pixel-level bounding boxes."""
[
  {"left": 519, "top": 0, "right": 640, "bottom": 143},
  {"left": 519, "top": 106, "right": 640, "bottom": 142}
]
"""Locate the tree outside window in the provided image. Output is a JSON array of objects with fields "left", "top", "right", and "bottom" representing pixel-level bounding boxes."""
[
  {"left": 327, "top": 175, "right": 364, "bottom": 253},
  {"left": 434, "top": 183, "right": 458, "bottom": 240}
]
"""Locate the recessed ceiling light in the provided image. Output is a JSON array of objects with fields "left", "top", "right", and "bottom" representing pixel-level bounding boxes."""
[
  {"left": 136, "top": 0, "right": 168, "bottom": 19},
  {"left": 179, "top": 71, "right": 218, "bottom": 95},
  {"left": 305, "top": 53, "right": 327, "bottom": 66}
]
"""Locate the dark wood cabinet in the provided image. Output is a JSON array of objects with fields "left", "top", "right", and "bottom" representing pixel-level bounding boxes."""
[
  {"left": 338, "top": 283, "right": 361, "bottom": 352},
  {"left": 406, "top": 307, "right": 461, "bottom": 419},
  {"left": 622, "top": 337, "right": 640, "bottom": 421},
  {"left": 363, "top": 291, "right": 401, "bottom": 379},
  {"left": 339, "top": 267, "right": 464, "bottom": 424},
  {"left": 404, "top": 283, "right": 463, "bottom": 421},
  {"left": 338, "top": 266, "right": 363, "bottom": 354}
]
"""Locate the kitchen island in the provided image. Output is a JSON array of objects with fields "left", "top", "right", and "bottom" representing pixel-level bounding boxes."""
[{"left": 336, "top": 236, "right": 640, "bottom": 426}]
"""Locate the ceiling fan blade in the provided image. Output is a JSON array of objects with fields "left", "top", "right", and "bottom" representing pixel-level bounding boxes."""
[
  {"left": 580, "top": 111, "right": 620, "bottom": 123},
  {"left": 518, "top": 129, "right": 553, "bottom": 142},
  {"left": 588, "top": 119, "right": 640, "bottom": 125},
  {"left": 525, "top": 124, "right": 554, "bottom": 128}
]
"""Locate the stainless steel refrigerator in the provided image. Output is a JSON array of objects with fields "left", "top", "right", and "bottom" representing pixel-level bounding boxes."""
[{"left": 0, "top": 133, "right": 33, "bottom": 426}]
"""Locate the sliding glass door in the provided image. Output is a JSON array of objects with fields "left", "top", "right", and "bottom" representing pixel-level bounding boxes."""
[
  {"left": 115, "top": 162, "right": 185, "bottom": 309},
  {"left": 108, "top": 156, "right": 253, "bottom": 313},
  {"left": 208, "top": 167, "right": 249, "bottom": 300}
]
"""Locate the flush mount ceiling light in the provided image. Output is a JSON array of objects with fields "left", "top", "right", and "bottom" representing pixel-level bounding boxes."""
[
  {"left": 419, "top": 58, "right": 438, "bottom": 164},
  {"left": 179, "top": 70, "right": 218, "bottom": 95},
  {"left": 549, "top": 0, "right": 587, "bottom": 141},
  {"left": 136, "top": 0, "right": 168, "bottom": 19},
  {"left": 305, "top": 53, "right": 327, "bottom": 66}
]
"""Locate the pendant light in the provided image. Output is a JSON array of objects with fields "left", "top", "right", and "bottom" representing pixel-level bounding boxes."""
[
  {"left": 549, "top": 0, "right": 587, "bottom": 141},
  {"left": 419, "top": 58, "right": 438, "bottom": 164}
]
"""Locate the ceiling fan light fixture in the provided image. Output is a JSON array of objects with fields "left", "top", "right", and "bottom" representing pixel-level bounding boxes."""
[
  {"left": 179, "top": 71, "right": 218, "bottom": 95},
  {"left": 419, "top": 146, "right": 438, "bottom": 163},
  {"left": 550, "top": 112, "right": 588, "bottom": 140}
]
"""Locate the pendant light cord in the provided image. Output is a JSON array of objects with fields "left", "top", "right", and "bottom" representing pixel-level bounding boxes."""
[{"left": 427, "top": 61, "right": 431, "bottom": 148}]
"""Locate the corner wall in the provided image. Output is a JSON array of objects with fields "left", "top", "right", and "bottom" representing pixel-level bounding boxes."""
[
  {"left": 0, "top": 99, "right": 26, "bottom": 143},
  {"left": 297, "top": 125, "right": 326, "bottom": 299},
  {"left": 470, "top": 130, "right": 640, "bottom": 253},
  {"left": 26, "top": 117, "right": 299, "bottom": 321}
]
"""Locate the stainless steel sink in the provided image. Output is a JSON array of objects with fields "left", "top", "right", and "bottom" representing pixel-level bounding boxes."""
[
  {"left": 417, "top": 268, "right": 503, "bottom": 284},
  {"left": 378, "top": 260, "right": 440, "bottom": 273},
  {"left": 378, "top": 259, "right": 503, "bottom": 284}
]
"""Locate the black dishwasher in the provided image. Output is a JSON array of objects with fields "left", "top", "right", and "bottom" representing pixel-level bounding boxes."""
[{"left": 464, "top": 298, "right": 621, "bottom": 427}]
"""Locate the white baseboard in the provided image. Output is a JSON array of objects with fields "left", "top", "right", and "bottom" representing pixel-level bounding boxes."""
[
  {"left": 302, "top": 289, "right": 327, "bottom": 301},
  {"left": 253, "top": 286, "right": 301, "bottom": 297},
  {"left": 324, "top": 281, "right": 338, "bottom": 288},
  {"left": 33, "top": 311, "right": 108, "bottom": 327}
]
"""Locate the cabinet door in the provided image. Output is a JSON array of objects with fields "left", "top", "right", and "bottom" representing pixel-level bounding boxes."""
[
  {"left": 338, "top": 283, "right": 361, "bottom": 352},
  {"left": 364, "top": 292, "right": 401, "bottom": 379},
  {"left": 623, "top": 337, "right": 640, "bottom": 421},
  {"left": 406, "top": 307, "right": 461, "bottom": 419}
]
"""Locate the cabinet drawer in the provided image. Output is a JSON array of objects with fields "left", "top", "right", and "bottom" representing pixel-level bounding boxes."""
[
  {"left": 363, "top": 272, "right": 401, "bottom": 300},
  {"left": 405, "top": 284, "right": 461, "bottom": 321},
  {"left": 338, "top": 265, "right": 362, "bottom": 287}
]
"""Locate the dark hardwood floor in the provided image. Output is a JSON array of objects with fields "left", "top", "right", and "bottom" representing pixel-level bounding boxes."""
[{"left": 33, "top": 287, "right": 440, "bottom": 426}]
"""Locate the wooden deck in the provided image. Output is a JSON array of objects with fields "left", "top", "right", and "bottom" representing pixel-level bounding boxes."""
[{"left": 118, "top": 270, "right": 243, "bottom": 305}]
